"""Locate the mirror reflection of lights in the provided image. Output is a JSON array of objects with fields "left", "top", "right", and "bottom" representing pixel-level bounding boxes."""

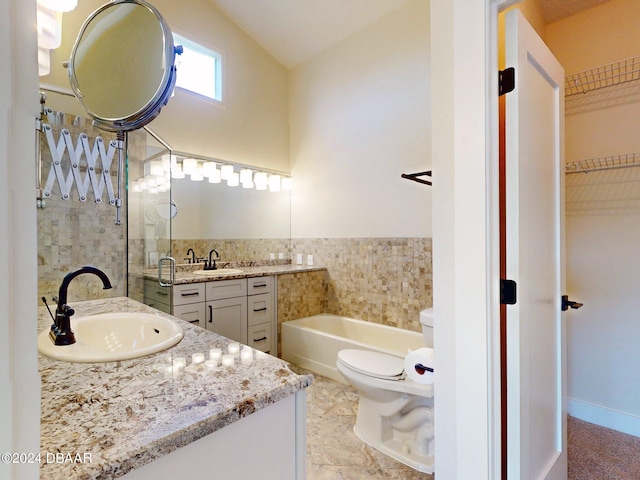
[{"left": 132, "top": 155, "right": 292, "bottom": 195}]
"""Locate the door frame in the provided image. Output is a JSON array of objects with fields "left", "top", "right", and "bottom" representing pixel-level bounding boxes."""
[{"left": 430, "top": 0, "right": 518, "bottom": 478}]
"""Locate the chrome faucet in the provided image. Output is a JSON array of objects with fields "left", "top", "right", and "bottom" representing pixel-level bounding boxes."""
[
  {"left": 204, "top": 249, "right": 219, "bottom": 271},
  {"left": 49, "top": 266, "right": 112, "bottom": 346}
]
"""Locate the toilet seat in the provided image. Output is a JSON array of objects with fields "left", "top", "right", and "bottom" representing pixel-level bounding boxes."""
[
  {"left": 337, "top": 349, "right": 434, "bottom": 397},
  {"left": 338, "top": 349, "right": 405, "bottom": 380}
]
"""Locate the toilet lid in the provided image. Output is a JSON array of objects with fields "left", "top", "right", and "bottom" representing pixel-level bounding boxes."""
[{"left": 338, "top": 349, "right": 405, "bottom": 380}]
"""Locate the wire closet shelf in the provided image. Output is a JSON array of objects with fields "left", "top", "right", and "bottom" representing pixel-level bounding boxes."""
[
  {"left": 564, "top": 54, "right": 640, "bottom": 97},
  {"left": 564, "top": 55, "right": 640, "bottom": 174},
  {"left": 565, "top": 153, "right": 640, "bottom": 174}
]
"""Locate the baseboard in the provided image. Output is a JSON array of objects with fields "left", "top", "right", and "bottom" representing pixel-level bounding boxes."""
[{"left": 568, "top": 397, "right": 640, "bottom": 438}]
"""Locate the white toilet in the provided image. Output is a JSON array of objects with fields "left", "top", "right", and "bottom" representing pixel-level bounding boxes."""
[{"left": 336, "top": 308, "right": 435, "bottom": 473}]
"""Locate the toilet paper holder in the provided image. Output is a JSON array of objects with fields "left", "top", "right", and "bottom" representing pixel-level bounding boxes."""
[{"left": 414, "top": 363, "right": 434, "bottom": 375}]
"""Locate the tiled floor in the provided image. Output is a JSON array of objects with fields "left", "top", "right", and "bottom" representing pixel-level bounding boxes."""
[{"left": 304, "top": 372, "right": 433, "bottom": 479}]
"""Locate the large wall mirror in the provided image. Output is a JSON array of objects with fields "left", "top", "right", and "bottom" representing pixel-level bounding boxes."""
[{"left": 139, "top": 138, "right": 292, "bottom": 266}]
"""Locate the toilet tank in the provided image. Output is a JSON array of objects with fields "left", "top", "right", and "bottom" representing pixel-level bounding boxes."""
[{"left": 420, "top": 308, "right": 434, "bottom": 348}]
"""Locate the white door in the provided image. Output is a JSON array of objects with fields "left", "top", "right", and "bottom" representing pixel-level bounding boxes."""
[{"left": 504, "top": 9, "right": 567, "bottom": 480}]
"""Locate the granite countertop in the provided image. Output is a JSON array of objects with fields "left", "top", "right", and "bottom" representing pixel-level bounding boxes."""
[
  {"left": 142, "top": 263, "right": 326, "bottom": 284},
  {"left": 38, "top": 297, "right": 313, "bottom": 480}
]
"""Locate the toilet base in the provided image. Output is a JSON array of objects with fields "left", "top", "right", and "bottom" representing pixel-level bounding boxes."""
[{"left": 353, "top": 395, "right": 434, "bottom": 474}]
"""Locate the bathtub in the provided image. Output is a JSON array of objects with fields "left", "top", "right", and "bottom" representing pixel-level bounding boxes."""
[{"left": 281, "top": 314, "right": 424, "bottom": 384}]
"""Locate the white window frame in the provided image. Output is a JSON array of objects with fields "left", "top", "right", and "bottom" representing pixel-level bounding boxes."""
[{"left": 173, "top": 33, "right": 222, "bottom": 102}]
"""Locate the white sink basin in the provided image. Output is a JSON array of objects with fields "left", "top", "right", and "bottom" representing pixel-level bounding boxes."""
[
  {"left": 193, "top": 268, "right": 244, "bottom": 276},
  {"left": 38, "top": 312, "right": 184, "bottom": 363}
]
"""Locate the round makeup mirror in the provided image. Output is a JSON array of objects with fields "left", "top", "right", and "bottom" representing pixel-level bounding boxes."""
[
  {"left": 67, "top": 0, "right": 180, "bottom": 132},
  {"left": 145, "top": 200, "right": 179, "bottom": 222}
]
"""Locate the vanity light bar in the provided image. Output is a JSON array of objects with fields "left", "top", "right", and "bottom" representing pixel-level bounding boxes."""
[{"left": 136, "top": 156, "right": 292, "bottom": 194}]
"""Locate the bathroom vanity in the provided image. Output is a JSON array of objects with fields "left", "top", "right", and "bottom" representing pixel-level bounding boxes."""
[
  {"left": 142, "top": 264, "right": 324, "bottom": 356},
  {"left": 38, "top": 297, "right": 313, "bottom": 480}
]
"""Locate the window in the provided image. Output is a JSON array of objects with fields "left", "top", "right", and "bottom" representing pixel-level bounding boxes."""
[{"left": 173, "top": 34, "right": 222, "bottom": 101}]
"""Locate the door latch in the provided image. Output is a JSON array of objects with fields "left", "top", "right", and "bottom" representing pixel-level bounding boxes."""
[{"left": 561, "top": 295, "right": 583, "bottom": 311}]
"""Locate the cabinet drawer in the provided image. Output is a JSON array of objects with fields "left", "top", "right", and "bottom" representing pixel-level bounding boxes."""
[
  {"left": 247, "top": 323, "right": 272, "bottom": 354},
  {"left": 143, "top": 298, "right": 171, "bottom": 314},
  {"left": 206, "top": 278, "right": 247, "bottom": 301},
  {"left": 144, "top": 279, "right": 171, "bottom": 306},
  {"left": 173, "top": 303, "right": 206, "bottom": 329},
  {"left": 247, "top": 293, "right": 274, "bottom": 327},
  {"left": 247, "top": 276, "right": 272, "bottom": 295},
  {"left": 173, "top": 283, "right": 206, "bottom": 305}
]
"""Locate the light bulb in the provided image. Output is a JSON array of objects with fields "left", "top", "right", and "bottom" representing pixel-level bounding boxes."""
[
  {"left": 171, "top": 164, "right": 185, "bottom": 179},
  {"left": 150, "top": 160, "right": 163, "bottom": 176},
  {"left": 36, "top": 6, "right": 62, "bottom": 49},
  {"left": 220, "top": 164, "right": 234, "bottom": 180},
  {"left": 38, "top": 47, "right": 50, "bottom": 76},
  {"left": 254, "top": 172, "right": 268, "bottom": 188},
  {"left": 269, "top": 175, "right": 281, "bottom": 192},
  {"left": 227, "top": 172, "right": 239, "bottom": 187},
  {"left": 208, "top": 168, "right": 221, "bottom": 183},
  {"left": 37, "top": 0, "right": 78, "bottom": 12},
  {"left": 240, "top": 169, "right": 253, "bottom": 184},
  {"left": 161, "top": 154, "right": 172, "bottom": 172},
  {"left": 202, "top": 162, "right": 217, "bottom": 177},
  {"left": 182, "top": 158, "right": 198, "bottom": 175}
]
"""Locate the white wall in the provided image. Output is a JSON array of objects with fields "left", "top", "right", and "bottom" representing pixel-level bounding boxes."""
[
  {"left": 42, "top": 0, "right": 290, "bottom": 173},
  {"left": 546, "top": 0, "right": 640, "bottom": 436},
  {"left": 289, "top": 0, "right": 431, "bottom": 238}
]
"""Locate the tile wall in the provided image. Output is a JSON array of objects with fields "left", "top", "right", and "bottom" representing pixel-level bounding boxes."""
[
  {"left": 37, "top": 111, "right": 144, "bottom": 304},
  {"left": 170, "top": 238, "right": 292, "bottom": 264},
  {"left": 285, "top": 238, "right": 432, "bottom": 333}
]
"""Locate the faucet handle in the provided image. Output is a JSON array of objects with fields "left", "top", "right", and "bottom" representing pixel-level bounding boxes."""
[{"left": 58, "top": 304, "right": 75, "bottom": 317}]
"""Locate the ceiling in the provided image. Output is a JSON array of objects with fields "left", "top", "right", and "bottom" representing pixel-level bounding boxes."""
[
  {"left": 207, "top": 0, "right": 609, "bottom": 69},
  {"left": 539, "top": 0, "right": 609, "bottom": 24},
  {"left": 207, "top": 0, "right": 409, "bottom": 68}
]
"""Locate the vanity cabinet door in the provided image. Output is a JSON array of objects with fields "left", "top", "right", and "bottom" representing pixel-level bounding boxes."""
[
  {"left": 206, "top": 297, "right": 248, "bottom": 344},
  {"left": 173, "top": 303, "right": 206, "bottom": 329},
  {"left": 143, "top": 278, "right": 171, "bottom": 313}
]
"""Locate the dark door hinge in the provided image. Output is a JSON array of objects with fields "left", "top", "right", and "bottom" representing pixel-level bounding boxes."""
[
  {"left": 499, "top": 67, "right": 515, "bottom": 96},
  {"left": 500, "top": 279, "right": 517, "bottom": 305}
]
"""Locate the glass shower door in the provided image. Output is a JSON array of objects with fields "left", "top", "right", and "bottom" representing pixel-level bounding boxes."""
[{"left": 127, "top": 130, "right": 175, "bottom": 314}]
